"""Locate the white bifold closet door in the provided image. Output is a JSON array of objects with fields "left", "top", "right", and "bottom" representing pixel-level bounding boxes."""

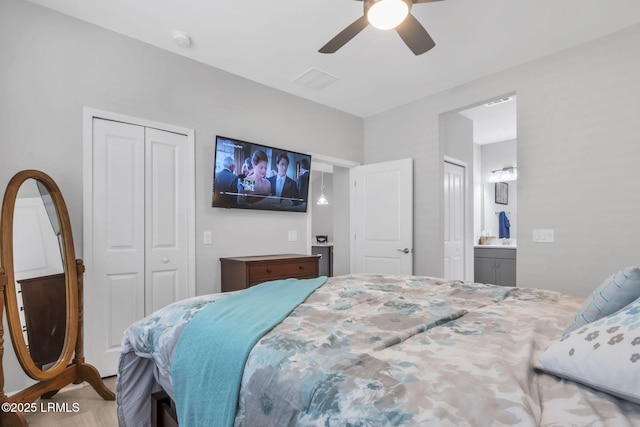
[{"left": 86, "top": 118, "right": 191, "bottom": 376}]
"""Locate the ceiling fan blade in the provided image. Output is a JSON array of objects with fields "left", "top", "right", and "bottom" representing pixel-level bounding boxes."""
[
  {"left": 395, "top": 14, "right": 436, "bottom": 55},
  {"left": 319, "top": 15, "right": 369, "bottom": 54}
]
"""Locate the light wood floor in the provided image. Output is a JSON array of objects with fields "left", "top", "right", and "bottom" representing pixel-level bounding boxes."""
[{"left": 24, "top": 377, "right": 117, "bottom": 427}]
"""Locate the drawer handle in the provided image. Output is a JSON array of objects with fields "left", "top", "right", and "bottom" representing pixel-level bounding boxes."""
[
  {"left": 266, "top": 268, "right": 272, "bottom": 273},
  {"left": 298, "top": 265, "right": 305, "bottom": 270}
]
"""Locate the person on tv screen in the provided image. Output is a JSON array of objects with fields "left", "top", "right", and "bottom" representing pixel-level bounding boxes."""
[
  {"left": 240, "top": 150, "right": 271, "bottom": 196},
  {"left": 213, "top": 156, "right": 238, "bottom": 207},
  {"left": 268, "top": 153, "right": 299, "bottom": 203},
  {"left": 238, "top": 157, "right": 252, "bottom": 181}
]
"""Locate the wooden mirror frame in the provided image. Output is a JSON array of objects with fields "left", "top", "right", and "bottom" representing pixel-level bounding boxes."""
[
  {"left": 0, "top": 170, "right": 114, "bottom": 426},
  {"left": 3, "top": 170, "right": 78, "bottom": 380}
]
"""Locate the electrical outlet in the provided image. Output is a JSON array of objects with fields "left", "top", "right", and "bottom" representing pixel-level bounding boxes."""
[
  {"left": 532, "top": 229, "right": 554, "bottom": 243},
  {"left": 288, "top": 230, "right": 297, "bottom": 241},
  {"left": 203, "top": 231, "right": 213, "bottom": 245}
]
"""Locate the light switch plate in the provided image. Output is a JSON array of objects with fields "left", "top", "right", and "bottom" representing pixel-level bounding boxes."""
[
  {"left": 203, "top": 231, "right": 213, "bottom": 245},
  {"left": 288, "top": 230, "right": 297, "bottom": 241},
  {"left": 532, "top": 229, "right": 554, "bottom": 243}
]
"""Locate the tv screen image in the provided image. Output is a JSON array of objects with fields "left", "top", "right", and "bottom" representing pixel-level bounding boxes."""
[{"left": 212, "top": 136, "right": 311, "bottom": 212}]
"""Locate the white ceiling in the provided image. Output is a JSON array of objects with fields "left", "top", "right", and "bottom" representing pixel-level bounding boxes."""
[
  {"left": 25, "top": 0, "right": 640, "bottom": 119},
  {"left": 459, "top": 96, "right": 517, "bottom": 145}
]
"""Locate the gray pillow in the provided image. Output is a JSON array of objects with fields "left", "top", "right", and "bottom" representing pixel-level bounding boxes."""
[{"left": 564, "top": 267, "right": 640, "bottom": 334}]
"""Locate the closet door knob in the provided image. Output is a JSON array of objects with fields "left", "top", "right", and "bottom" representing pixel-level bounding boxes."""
[{"left": 162, "top": 258, "right": 169, "bottom": 263}]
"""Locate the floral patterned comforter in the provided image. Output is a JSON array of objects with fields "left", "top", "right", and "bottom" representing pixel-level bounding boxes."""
[{"left": 117, "top": 274, "right": 640, "bottom": 427}]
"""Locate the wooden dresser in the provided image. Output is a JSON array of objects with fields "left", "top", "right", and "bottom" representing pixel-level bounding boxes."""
[
  {"left": 220, "top": 254, "right": 321, "bottom": 292},
  {"left": 18, "top": 273, "right": 66, "bottom": 368}
]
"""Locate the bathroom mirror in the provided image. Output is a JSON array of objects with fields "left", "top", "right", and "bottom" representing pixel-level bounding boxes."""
[
  {"left": 482, "top": 182, "right": 517, "bottom": 241},
  {"left": 0, "top": 169, "right": 114, "bottom": 426}
]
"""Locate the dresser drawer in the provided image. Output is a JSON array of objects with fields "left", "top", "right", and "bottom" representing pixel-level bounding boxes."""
[
  {"left": 248, "top": 260, "right": 318, "bottom": 282},
  {"left": 220, "top": 254, "right": 321, "bottom": 292}
]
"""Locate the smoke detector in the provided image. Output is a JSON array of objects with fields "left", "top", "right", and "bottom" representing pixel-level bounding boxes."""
[{"left": 172, "top": 31, "right": 192, "bottom": 47}]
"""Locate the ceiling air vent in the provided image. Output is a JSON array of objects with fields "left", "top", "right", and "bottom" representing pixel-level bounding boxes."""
[{"left": 293, "top": 68, "right": 338, "bottom": 90}]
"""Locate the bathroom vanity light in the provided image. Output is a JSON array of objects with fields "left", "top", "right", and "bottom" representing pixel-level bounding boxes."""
[{"left": 489, "top": 166, "right": 518, "bottom": 182}]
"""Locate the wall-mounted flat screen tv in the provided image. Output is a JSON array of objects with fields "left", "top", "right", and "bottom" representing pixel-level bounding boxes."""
[{"left": 212, "top": 135, "right": 311, "bottom": 212}]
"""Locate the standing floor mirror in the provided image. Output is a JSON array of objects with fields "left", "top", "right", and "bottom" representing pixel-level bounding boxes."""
[{"left": 0, "top": 170, "right": 114, "bottom": 426}]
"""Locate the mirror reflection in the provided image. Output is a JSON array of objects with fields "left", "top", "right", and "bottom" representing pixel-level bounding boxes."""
[
  {"left": 481, "top": 182, "right": 517, "bottom": 243},
  {"left": 13, "top": 178, "right": 66, "bottom": 370}
]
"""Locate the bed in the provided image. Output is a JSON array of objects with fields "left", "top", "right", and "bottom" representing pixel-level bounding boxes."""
[{"left": 116, "top": 273, "right": 640, "bottom": 427}]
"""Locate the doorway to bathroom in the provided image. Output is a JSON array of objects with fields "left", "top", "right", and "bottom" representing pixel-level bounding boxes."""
[
  {"left": 441, "top": 94, "right": 517, "bottom": 282},
  {"left": 460, "top": 95, "right": 518, "bottom": 250}
]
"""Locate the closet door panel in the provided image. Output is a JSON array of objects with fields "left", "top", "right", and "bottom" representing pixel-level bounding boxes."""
[
  {"left": 145, "top": 128, "right": 189, "bottom": 314},
  {"left": 91, "top": 118, "right": 145, "bottom": 372}
]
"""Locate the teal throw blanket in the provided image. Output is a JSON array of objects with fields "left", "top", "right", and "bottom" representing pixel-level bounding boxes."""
[{"left": 172, "top": 276, "right": 327, "bottom": 427}]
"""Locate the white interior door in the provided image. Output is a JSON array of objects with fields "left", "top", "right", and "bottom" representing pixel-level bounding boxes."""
[
  {"left": 88, "top": 119, "right": 145, "bottom": 375},
  {"left": 84, "top": 113, "right": 194, "bottom": 376},
  {"left": 444, "top": 161, "right": 465, "bottom": 280},
  {"left": 350, "top": 159, "right": 413, "bottom": 275},
  {"left": 145, "top": 128, "right": 190, "bottom": 313}
]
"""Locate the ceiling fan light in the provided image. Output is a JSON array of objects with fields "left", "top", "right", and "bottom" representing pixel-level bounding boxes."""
[{"left": 366, "top": 0, "right": 410, "bottom": 30}]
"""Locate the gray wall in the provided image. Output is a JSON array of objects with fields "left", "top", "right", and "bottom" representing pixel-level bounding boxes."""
[{"left": 365, "top": 23, "right": 640, "bottom": 297}]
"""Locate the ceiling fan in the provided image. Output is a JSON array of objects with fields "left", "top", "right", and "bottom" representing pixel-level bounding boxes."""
[{"left": 319, "top": 0, "right": 444, "bottom": 55}]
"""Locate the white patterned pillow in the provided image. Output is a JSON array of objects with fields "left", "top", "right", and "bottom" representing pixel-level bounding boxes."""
[
  {"left": 564, "top": 267, "right": 640, "bottom": 334},
  {"left": 536, "top": 296, "right": 640, "bottom": 404}
]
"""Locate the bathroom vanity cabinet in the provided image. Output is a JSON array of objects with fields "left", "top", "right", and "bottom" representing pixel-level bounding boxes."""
[{"left": 474, "top": 247, "right": 516, "bottom": 287}]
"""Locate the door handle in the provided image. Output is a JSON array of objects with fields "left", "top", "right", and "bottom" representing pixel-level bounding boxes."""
[{"left": 397, "top": 248, "right": 410, "bottom": 254}]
